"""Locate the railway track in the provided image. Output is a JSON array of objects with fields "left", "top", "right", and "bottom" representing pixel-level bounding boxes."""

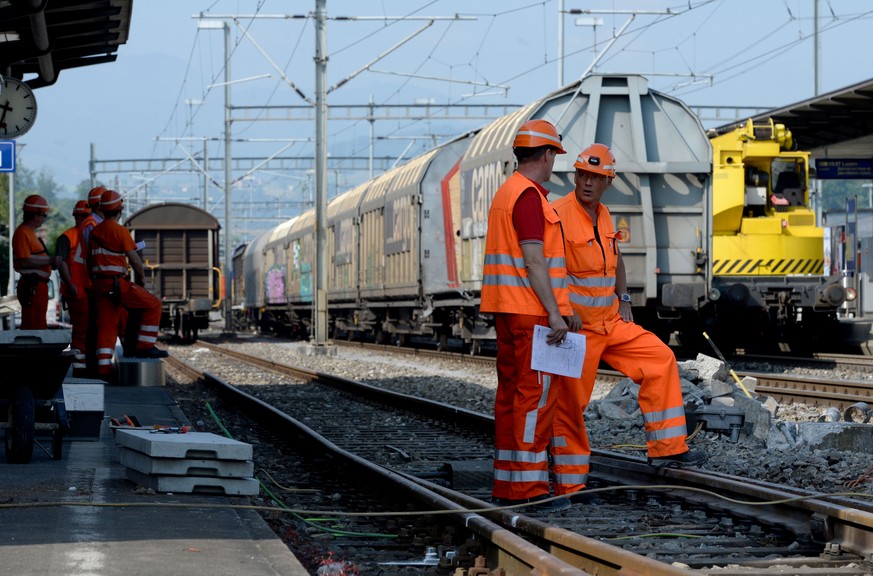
[
  {"left": 333, "top": 339, "right": 873, "bottom": 411},
  {"left": 166, "top": 340, "right": 873, "bottom": 575}
]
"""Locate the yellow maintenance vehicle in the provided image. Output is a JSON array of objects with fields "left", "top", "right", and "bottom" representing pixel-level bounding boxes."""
[{"left": 704, "top": 118, "right": 847, "bottom": 351}]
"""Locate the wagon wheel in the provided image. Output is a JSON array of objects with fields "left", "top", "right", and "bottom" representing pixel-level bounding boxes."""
[
  {"left": 469, "top": 339, "right": 481, "bottom": 357},
  {"left": 5, "top": 384, "right": 35, "bottom": 464},
  {"left": 437, "top": 333, "right": 448, "bottom": 352}
]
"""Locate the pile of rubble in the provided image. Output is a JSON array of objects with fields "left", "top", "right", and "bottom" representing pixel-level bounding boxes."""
[{"left": 585, "top": 353, "right": 873, "bottom": 494}]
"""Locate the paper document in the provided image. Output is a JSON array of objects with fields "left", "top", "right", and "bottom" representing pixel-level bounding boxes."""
[{"left": 530, "top": 324, "right": 585, "bottom": 378}]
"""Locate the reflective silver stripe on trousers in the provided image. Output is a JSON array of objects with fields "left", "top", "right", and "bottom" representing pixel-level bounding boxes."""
[
  {"left": 554, "top": 472, "right": 588, "bottom": 484},
  {"left": 493, "top": 468, "right": 550, "bottom": 483},
  {"left": 494, "top": 448, "right": 548, "bottom": 464},
  {"left": 646, "top": 423, "right": 687, "bottom": 441},
  {"left": 523, "top": 373, "right": 550, "bottom": 443},
  {"left": 552, "top": 453, "right": 590, "bottom": 466},
  {"left": 643, "top": 405, "right": 686, "bottom": 424}
]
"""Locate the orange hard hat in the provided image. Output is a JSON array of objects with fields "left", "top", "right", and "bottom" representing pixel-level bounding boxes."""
[
  {"left": 513, "top": 119, "right": 566, "bottom": 153},
  {"left": 100, "top": 189, "right": 123, "bottom": 211},
  {"left": 88, "top": 186, "right": 108, "bottom": 208},
  {"left": 73, "top": 200, "right": 91, "bottom": 216},
  {"left": 574, "top": 143, "right": 616, "bottom": 178},
  {"left": 22, "top": 194, "right": 49, "bottom": 215}
]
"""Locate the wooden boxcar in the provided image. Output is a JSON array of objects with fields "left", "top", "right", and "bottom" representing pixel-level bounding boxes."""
[{"left": 125, "top": 203, "right": 220, "bottom": 341}]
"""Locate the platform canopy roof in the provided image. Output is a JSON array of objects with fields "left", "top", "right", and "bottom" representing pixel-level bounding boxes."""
[
  {"left": 0, "top": 0, "right": 132, "bottom": 88},
  {"left": 720, "top": 76, "right": 873, "bottom": 162}
]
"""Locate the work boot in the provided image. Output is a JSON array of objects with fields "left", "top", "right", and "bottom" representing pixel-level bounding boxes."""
[
  {"left": 134, "top": 346, "right": 169, "bottom": 359},
  {"left": 648, "top": 449, "right": 707, "bottom": 469}
]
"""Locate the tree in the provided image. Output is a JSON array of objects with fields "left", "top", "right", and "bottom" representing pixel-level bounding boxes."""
[
  {"left": 0, "top": 163, "right": 68, "bottom": 296},
  {"left": 820, "top": 180, "right": 871, "bottom": 214}
]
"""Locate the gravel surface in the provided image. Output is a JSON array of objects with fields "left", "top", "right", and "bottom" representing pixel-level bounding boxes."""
[{"left": 168, "top": 336, "right": 873, "bottom": 498}]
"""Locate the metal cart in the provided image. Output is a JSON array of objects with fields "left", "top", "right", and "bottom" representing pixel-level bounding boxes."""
[{"left": 0, "top": 330, "right": 73, "bottom": 463}]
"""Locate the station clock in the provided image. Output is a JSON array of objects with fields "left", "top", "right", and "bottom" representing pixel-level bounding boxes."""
[{"left": 0, "top": 76, "right": 37, "bottom": 139}]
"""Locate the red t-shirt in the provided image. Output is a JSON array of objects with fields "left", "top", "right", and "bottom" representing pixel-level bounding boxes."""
[{"left": 512, "top": 185, "right": 548, "bottom": 243}]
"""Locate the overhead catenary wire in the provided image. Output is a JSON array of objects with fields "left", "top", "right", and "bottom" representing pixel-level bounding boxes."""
[{"left": 131, "top": 0, "right": 872, "bottom": 230}]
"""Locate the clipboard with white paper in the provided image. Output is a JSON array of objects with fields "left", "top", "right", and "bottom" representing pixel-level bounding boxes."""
[{"left": 530, "top": 324, "right": 585, "bottom": 378}]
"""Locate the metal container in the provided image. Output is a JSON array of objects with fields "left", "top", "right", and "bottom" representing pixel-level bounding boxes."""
[{"left": 117, "top": 357, "right": 165, "bottom": 387}]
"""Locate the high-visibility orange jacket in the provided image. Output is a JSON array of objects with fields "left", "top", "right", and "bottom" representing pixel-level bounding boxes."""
[
  {"left": 551, "top": 195, "right": 621, "bottom": 334},
  {"left": 480, "top": 172, "right": 571, "bottom": 316},
  {"left": 89, "top": 219, "right": 135, "bottom": 278},
  {"left": 58, "top": 226, "right": 92, "bottom": 297},
  {"left": 79, "top": 213, "right": 102, "bottom": 253},
  {"left": 12, "top": 224, "right": 51, "bottom": 281}
]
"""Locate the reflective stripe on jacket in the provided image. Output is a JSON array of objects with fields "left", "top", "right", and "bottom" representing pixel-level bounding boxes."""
[
  {"left": 551, "top": 195, "right": 621, "bottom": 334},
  {"left": 90, "top": 220, "right": 132, "bottom": 278},
  {"left": 480, "top": 171, "right": 570, "bottom": 316},
  {"left": 60, "top": 226, "right": 92, "bottom": 296}
]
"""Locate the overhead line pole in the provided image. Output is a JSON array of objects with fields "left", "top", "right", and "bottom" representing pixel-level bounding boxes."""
[
  {"left": 314, "top": 0, "right": 328, "bottom": 346},
  {"left": 222, "top": 20, "right": 233, "bottom": 334},
  {"left": 558, "top": 0, "right": 564, "bottom": 87}
]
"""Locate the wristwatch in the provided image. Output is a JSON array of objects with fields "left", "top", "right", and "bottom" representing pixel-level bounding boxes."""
[{"left": 619, "top": 293, "right": 632, "bottom": 303}]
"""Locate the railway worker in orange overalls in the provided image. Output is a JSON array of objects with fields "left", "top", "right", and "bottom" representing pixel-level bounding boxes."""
[
  {"left": 12, "top": 194, "right": 56, "bottom": 329},
  {"left": 480, "top": 119, "right": 580, "bottom": 510},
  {"left": 56, "top": 201, "right": 93, "bottom": 376},
  {"left": 89, "top": 189, "right": 167, "bottom": 379},
  {"left": 81, "top": 186, "right": 107, "bottom": 243},
  {"left": 79, "top": 186, "right": 108, "bottom": 375},
  {"left": 551, "top": 143, "right": 705, "bottom": 492}
]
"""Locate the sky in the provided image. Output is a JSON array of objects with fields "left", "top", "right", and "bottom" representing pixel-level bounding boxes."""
[{"left": 14, "top": 0, "right": 873, "bottom": 239}]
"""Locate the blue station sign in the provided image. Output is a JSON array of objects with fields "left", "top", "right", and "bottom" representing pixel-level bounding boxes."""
[
  {"left": 0, "top": 140, "right": 15, "bottom": 173},
  {"left": 815, "top": 158, "right": 873, "bottom": 179}
]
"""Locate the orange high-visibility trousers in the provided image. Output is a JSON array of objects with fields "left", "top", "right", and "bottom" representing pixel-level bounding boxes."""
[
  {"left": 553, "top": 319, "right": 688, "bottom": 494},
  {"left": 19, "top": 281, "right": 48, "bottom": 329},
  {"left": 92, "top": 277, "right": 162, "bottom": 376},
  {"left": 65, "top": 294, "right": 89, "bottom": 376},
  {"left": 492, "top": 312, "right": 564, "bottom": 501}
]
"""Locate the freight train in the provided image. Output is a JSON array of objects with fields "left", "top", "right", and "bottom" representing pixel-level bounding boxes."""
[
  {"left": 125, "top": 203, "right": 222, "bottom": 341},
  {"left": 233, "top": 74, "right": 847, "bottom": 353}
]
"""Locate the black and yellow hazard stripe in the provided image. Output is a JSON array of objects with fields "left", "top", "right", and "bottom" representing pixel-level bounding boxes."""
[{"left": 713, "top": 259, "right": 824, "bottom": 275}]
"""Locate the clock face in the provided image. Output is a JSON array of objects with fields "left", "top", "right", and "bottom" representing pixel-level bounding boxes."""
[{"left": 0, "top": 76, "right": 37, "bottom": 139}]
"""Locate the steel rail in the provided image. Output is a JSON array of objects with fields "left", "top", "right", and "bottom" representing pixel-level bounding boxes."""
[
  {"left": 171, "top": 342, "right": 873, "bottom": 571},
  {"left": 327, "top": 340, "right": 873, "bottom": 410},
  {"left": 164, "top": 350, "right": 694, "bottom": 576}
]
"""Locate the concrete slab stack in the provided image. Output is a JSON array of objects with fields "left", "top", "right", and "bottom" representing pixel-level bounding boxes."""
[{"left": 115, "top": 429, "right": 259, "bottom": 495}]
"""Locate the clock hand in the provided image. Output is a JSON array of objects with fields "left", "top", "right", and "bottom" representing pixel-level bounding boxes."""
[{"left": 0, "top": 100, "right": 9, "bottom": 128}]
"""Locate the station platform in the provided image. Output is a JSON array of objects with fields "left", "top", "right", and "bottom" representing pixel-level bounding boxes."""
[{"left": 0, "top": 381, "right": 309, "bottom": 576}]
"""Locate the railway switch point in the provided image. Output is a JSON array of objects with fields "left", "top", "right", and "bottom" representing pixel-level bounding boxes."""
[
  {"left": 492, "top": 494, "right": 571, "bottom": 511},
  {"left": 648, "top": 448, "right": 707, "bottom": 468}
]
